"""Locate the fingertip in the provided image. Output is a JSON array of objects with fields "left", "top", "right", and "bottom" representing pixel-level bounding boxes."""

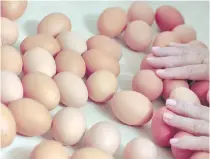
[{"left": 156, "top": 69, "right": 165, "bottom": 76}]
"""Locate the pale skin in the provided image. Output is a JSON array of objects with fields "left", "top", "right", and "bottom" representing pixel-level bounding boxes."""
[{"left": 147, "top": 43, "right": 209, "bottom": 152}]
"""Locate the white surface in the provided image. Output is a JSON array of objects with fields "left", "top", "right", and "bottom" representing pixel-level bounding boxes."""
[{"left": 1, "top": 1, "right": 209, "bottom": 159}]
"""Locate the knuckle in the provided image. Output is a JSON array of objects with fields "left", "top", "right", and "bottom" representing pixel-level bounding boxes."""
[{"left": 191, "top": 120, "right": 207, "bottom": 135}]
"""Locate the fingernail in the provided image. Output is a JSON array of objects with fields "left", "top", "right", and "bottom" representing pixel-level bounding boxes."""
[
  {"left": 166, "top": 99, "right": 177, "bottom": 106},
  {"left": 152, "top": 46, "right": 160, "bottom": 52},
  {"left": 170, "top": 138, "right": 180, "bottom": 144},
  {"left": 163, "top": 112, "right": 174, "bottom": 120},
  {"left": 147, "top": 57, "right": 155, "bottom": 61},
  {"left": 156, "top": 69, "right": 165, "bottom": 75}
]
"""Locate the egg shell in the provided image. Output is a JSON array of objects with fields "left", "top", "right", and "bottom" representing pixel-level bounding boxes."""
[
  {"left": 86, "top": 70, "right": 118, "bottom": 103},
  {"left": 109, "top": 91, "right": 153, "bottom": 126},
  {"left": 83, "top": 121, "right": 120, "bottom": 155},
  {"left": 170, "top": 87, "right": 200, "bottom": 105},
  {"left": 56, "top": 31, "right": 87, "bottom": 54},
  {"left": 124, "top": 20, "right": 152, "bottom": 52},
  {"left": 172, "top": 24, "right": 197, "bottom": 43},
  {"left": 1, "top": 0, "right": 27, "bottom": 20},
  {"left": 38, "top": 13, "right": 71, "bottom": 37},
  {"left": 1, "top": 70, "right": 23, "bottom": 104},
  {"left": 188, "top": 40, "right": 208, "bottom": 48},
  {"left": 30, "top": 140, "right": 69, "bottom": 159},
  {"left": 132, "top": 70, "right": 163, "bottom": 101},
  {"left": 151, "top": 107, "right": 177, "bottom": 147},
  {"left": 72, "top": 147, "right": 114, "bottom": 159},
  {"left": 8, "top": 98, "right": 52, "bottom": 136},
  {"left": 53, "top": 72, "right": 88, "bottom": 107},
  {"left": 162, "top": 79, "right": 189, "bottom": 100},
  {"left": 97, "top": 7, "right": 127, "bottom": 38},
  {"left": 190, "top": 81, "right": 209, "bottom": 106},
  {"left": 87, "top": 35, "right": 122, "bottom": 61},
  {"left": 128, "top": 2, "right": 154, "bottom": 25},
  {"left": 140, "top": 53, "right": 156, "bottom": 71},
  {"left": 153, "top": 31, "right": 180, "bottom": 47},
  {"left": 171, "top": 132, "right": 194, "bottom": 159},
  {"left": 190, "top": 152, "right": 209, "bottom": 159},
  {"left": 155, "top": 5, "right": 184, "bottom": 31},
  {"left": 82, "top": 49, "right": 120, "bottom": 77},
  {"left": 124, "top": 137, "right": 157, "bottom": 159},
  {"left": 23, "top": 47, "right": 56, "bottom": 77},
  {"left": 20, "top": 34, "right": 61, "bottom": 56},
  {"left": 52, "top": 107, "right": 86, "bottom": 146},
  {"left": 1, "top": 104, "right": 16, "bottom": 148},
  {"left": 55, "top": 50, "right": 86, "bottom": 78},
  {"left": 22, "top": 72, "right": 60, "bottom": 110},
  {"left": 1, "top": 45, "right": 23, "bottom": 75},
  {"left": 1, "top": 17, "right": 18, "bottom": 45}
]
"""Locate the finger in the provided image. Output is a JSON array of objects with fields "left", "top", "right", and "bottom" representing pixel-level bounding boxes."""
[
  {"left": 168, "top": 43, "right": 190, "bottom": 48},
  {"left": 170, "top": 136, "right": 209, "bottom": 152},
  {"left": 166, "top": 99, "right": 209, "bottom": 121},
  {"left": 156, "top": 64, "right": 209, "bottom": 80},
  {"left": 163, "top": 112, "right": 209, "bottom": 136}
]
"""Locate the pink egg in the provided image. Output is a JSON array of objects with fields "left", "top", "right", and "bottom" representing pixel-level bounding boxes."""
[
  {"left": 155, "top": 5, "right": 184, "bottom": 31},
  {"left": 151, "top": 107, "right": 177, "bottom": 147},
  {"left": 140, "top": 53, "right": 156, "bottom": 71},
  {"left": 132, "top": 70, "right": 163, "bottom": 101},
  {"left": 190, "top": 152, "right": 209, "bottom": 159},
  {"left": 83, "top": 121, "right": 120, "bottom": 155},
  {"left": 171, "top": 131, "right": 194, "bottom": 159}
]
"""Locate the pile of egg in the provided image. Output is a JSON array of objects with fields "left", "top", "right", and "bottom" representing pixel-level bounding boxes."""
[{"left": 1, "top": 1, "right": 209, "bottom": 159}]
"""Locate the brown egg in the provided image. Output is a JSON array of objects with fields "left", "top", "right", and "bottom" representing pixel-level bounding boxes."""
[
  {"left": 153, "top": 31, "right": 180, "bottom": 47},
  {"left": 20, "top": 34, "right": 61, "bottom": 56},
  {"left": 1, "top": 0, "right": 27, "bottom": 20},
  {"left": 87, "top": 35, "right": 122, "bottom": 61},
  {"left": 82, "top": 49, "right": 120, "bottom": 76},
  {"left": 38, "top": 13, "right": 71, "bottom": 37},
  {"left": 55, "top": 50, "right": 86, "bottom": 78},
  {"left": 1, "top": 104, "right": 16, "bottom": 148},
  {"left": 86, "top": 70, "right": 118, "bottom": 103},
  {"left": 124, "top": 20, "right": 152, "bottom": 52},
  {"left": 30, "top": 140, "right": 69, "bottom": 159},
  {"left": 1, "top": 17, "right": 18, "bottom": 45},
  {"left": 71, "top": 147, "right": 114, "bottom": 159},
  {"left": 22, "top": 72, "right": 60, "bottom": 110},
  {"left": 97, "top": 7, "right": 127, "bottom": 38},
  {"left": 8, "top": 98, "right": 52, "bottom": 136},
  {"left": 1, "top": 45, "right": 23, "bottom": 75}
]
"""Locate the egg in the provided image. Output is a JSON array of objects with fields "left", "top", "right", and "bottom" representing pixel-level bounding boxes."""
[
  {"left": 190, "top": 152, "right": 209, "bottom": 159},
  {"left": 1, "top": 104, "right": 16, "bottom": 148},
  {"left": 8, "top": 98, "right": 52, "bottom": 136},
  {"left": 171, "top": 132, "right": 194, "bottom": 159},
  {"left": 1, "top": 0, "right": 27, "bottom": 20},
  {"left": 30, "top": 140, "right": 69, "bottom": 159},
  {"left": 22, "top": 72, "right": 60, "bottom": 110},
  {"left": 1, "top": 45, "right": 23, "bottom": 75},
  {"left": 52, "top": 107, "right": 86, "bottom": 146},
  {"left": 155, "top": 5, "right": 185, "bottom": 31},
  {"left": 82, "top": 49, "right": 120, "bottom": 76},
  {"left": 140, "top": 53, "right": 156, "bottom": 71},
  {"left": 71, "top": 147, "right": 114, "bottom": 159},
  {"left": 170, "top": 87, "right": 200, "bottom": 105},
  {"left": 153, "top": 31, "right": 180, "bottom": 47},
  {"left": 83, "top": 121, "right": 120, "bottom": 155},
  {"left": 23, "top": 47, "right": 56, "bottom": 77},
  {"left": 151, "top": 107, "right": 177, "bottom": 147},
  {"left": 97, "top": 7, "right": 127, "bottom": 38},
  {"left": 53, "top": 72, "right": 88, "bottom": 107},
  {"left": 55, "top": 50, "right": 86, "bottom": 78},
  {"left": 38, "top": 13, "right": 71, "bottom": 37},
  {"left": 190, "top": 81, "right": 209, "bottom": 106},
  {"left": 124, "top": 20, "right": 152, "bottom": 52},
  {"left": 1, "top": 70, "right": 23, "bottom": 104},
  {"left": 1, "top": 17, "right": 18, "bottom": 45},
  {"left": 124, "top": 137, "right": 157, "bottom": 159},
  {"left": 56, "top": 31, "right": 87, "bottom": 54},
  {"left": 162, "top": 80, "right": 189, "bottom": 100},
  {"left": 188, "top": 40, "right": 208, "bottom": 48},
  {"left": 109, "top": 91, "right": 153, "bottom": 126},
  {"left": 172, "top": 24, "right": 196, "bottom": 43},
  {"left": 86, "top": 70, "right": 118, "bottom": 103},
  {"left": 127, "top": 2, "right": 154, "bottom": 25},
  {"left": 20, "top": 34, "right": 61, "bottom": 56},
  {"left": 132, "top": 70, "right": 163, "bottom": 101},
  {"left": 87, "top": 35, "right": 122, "bottom": 61}
]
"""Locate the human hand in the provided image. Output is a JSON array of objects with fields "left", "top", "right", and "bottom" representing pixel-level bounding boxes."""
[
  {"left": 163, "top": 99, "right": 209, "bottom": 152},
  {"left": 146, "top": 43, "right": 209, "bottom": 80}
]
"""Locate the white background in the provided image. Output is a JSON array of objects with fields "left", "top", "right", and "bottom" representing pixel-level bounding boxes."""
[{"left": 1, "top": 1, "right": 209, "bottom": 159}]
